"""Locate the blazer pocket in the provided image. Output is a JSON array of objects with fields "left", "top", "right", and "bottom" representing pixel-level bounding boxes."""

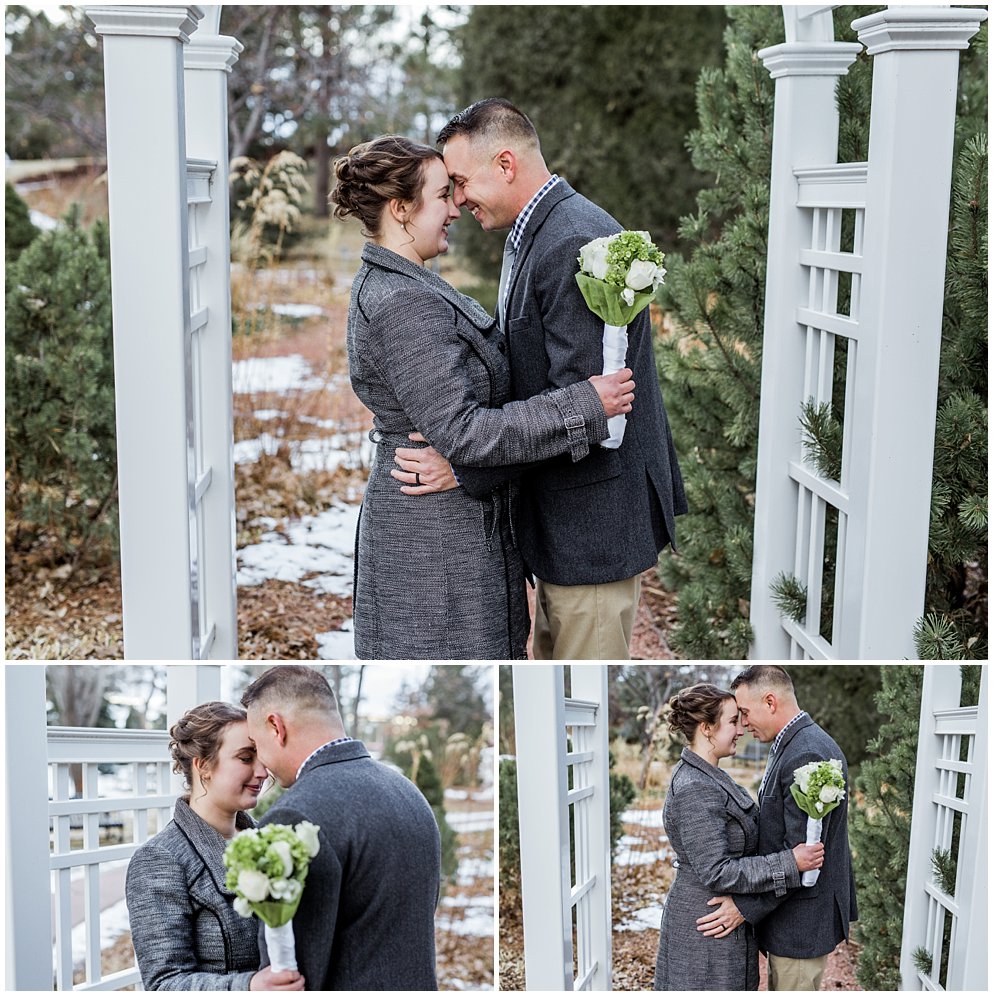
[{"left": 540, "top": 447, "right": 622, "bottom": 491}]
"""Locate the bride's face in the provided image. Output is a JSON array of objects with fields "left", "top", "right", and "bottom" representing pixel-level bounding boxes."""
[
  {"left": 197, "top": 721, "right": 269, "bottom": 813},
  {"left": 706, "top": 698, "right": 746, "bottom": 760},
  {"left": 403, "top": 157, "right": 461, "bottom": 264}
]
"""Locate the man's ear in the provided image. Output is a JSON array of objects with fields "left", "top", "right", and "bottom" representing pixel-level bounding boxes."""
[
  {"left": 495, "top": 149, "right": 517, "bottom": 183},
  {"left": 765, "top": 692, "right": 778, "bottom": 714},
  {"left": 268, "top": 712, "right": 289, "bottom": 747}
]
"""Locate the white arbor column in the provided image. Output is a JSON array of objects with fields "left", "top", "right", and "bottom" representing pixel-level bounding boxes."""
[
  {"left": 569, "top": 665, "right": 613, "bottom": 991},
  {"left": 513, "top": 665, "right": 572, "bottom": 991},
  {"left": 842, "top": 6, "right": 986, "bottom": 657},
  {"left": 87, "top": 5, "right": 204, "bottom": 659},
  {"left": 4, "top": 665, "right": 52, "bottom": 990},
  {"left": 184, "top": 9, "right": 243, "bottom": 658},
  {"left": 167, "top": 664, "right": 222, "bottom": 792},
  {"left": 750, "top": 7, "right": 861, "bottom": 657}
]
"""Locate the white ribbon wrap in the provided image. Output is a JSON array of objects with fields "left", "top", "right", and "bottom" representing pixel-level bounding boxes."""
[
  {"left": 601, "top": 322, "right": 629, "bottom": 449},
  {"left": 802, "top": 817, "right": 823, "bottom": 887},
  {"left": 265, "top": 920, "right": 298, "bottom": 973}
]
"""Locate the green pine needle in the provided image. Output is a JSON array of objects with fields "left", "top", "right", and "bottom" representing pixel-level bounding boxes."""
[{"left": 770, "top": 572, "right": 807, "bottom": 624}]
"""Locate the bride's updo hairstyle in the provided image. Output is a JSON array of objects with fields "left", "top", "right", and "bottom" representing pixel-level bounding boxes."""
[
  {"left": 666, "top": 683, "right": 736, "bottom": 743},
  {"left": 331, "top": 136, "right": 444, "bottom": 238},
  {"left": 169, "top": 701, "right": 247, "bottom": 798}
]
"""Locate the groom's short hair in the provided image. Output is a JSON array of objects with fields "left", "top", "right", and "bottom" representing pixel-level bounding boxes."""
[
  {"left": 730, "top": 665, "right": 795, "bottom": 699},
  {"left": 436, "top": 97, "right": 540, "bottom": 152},
  {"left": 241, "top": 665, "right": 339, "bottom": 718}
]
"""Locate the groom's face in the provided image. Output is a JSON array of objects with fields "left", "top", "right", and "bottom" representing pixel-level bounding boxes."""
[
  {"left": 734, "top": 684, "right": 776, "bottom": 743},
  {"left": 443, "top": 135, "right": 516, "bottom": 232},
  {"left": 245, "top": 704, "right": 292, "bottom": 787}
]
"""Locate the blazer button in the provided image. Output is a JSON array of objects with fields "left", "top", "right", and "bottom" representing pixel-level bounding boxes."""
[{"left": 498, "top": 341, "right": 506, "bottom": 353}]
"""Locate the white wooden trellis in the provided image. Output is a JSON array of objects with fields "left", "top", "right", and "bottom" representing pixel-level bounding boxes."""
[
  {"left": 901, "top": 665, "right": 988, "bottom": 991},
  {"left": 514, "top": 665, "right": 613, "bottom": 991},
  {"left": 3, "top": 664, "right": 221, "bottom": 992},
  {"left": 85, "top": 5, "right": 241, "bottom": 659},
  {"left": 749, "top": 5, "right": 987, "bottom": 659}
]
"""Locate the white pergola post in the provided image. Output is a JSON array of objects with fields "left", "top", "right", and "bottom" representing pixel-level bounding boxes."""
[
  {"left": 86, "top": 5, "right": 203, "bottom": 659},
  {"left": 167, "top": 665, "right": 222, "bottom": 792},
  {"left": 749, "top": 7, "right": 862, "bottom": 658},
  {"left": 513, "top": 665, "right": 572, "bottom": 991},
  {"left": 841, "top": 6, "right": 986, "bottom": 657},
  {"left": 569, "top": 665, "right": 613, "bottom": 991},
  {"left": 184, "top": 9, "right": 243, "bottom": 658},
  {"left": 4, "top": 665, "right": 53, "bottom": 991}
]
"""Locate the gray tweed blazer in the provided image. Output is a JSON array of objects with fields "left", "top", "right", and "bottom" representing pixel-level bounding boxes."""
[
  {"left": 654, "top": 749, "right": 800, "bottom": 991},
  {"left": 454, "top": 180, "right": 687, "bottom": 585},
  {"left": 258, "top": 739, "right": 441, "bottom": 992},
  {"left": 126, "top": 799, "right": 258, "bottom": 991},
  {"left": 733, "top": 716, "right": 859, "bottom": 959},
  {"left": 346, "top": 243, "right": 609, "bottom": 659}
]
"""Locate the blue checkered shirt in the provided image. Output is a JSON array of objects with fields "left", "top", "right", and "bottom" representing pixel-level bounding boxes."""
[
  {"left": 295, "top": 736, "right": 353, "bottom": 781},
  {"left": 509, "top": 174, "right": 560, "bottom": 250},
  {"left": 771, "top": 710, "right": 808, "bottom": 755}
]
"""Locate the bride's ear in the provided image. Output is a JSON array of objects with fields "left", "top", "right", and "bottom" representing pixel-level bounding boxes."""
[{"left": 387, "top": 197, "right": 411, "bottom": 227}]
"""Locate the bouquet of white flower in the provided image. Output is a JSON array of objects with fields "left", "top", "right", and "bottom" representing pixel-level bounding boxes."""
[
  {"left": 576, "top": 231, "right": 666, "bottom": 448},
  {"left": 223, "top": 821, "right": 321, "bottom": 971},
  {"left": 790, "top": 759, "right": 845, "bottom": 886}
]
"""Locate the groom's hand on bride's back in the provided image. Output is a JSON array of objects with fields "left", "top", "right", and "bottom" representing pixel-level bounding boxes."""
[
  {"left": 393, "top": 433, "right": 460, "bottom": 494},
  {"left": 250, "top": 967, "right": 305, "bottom": 991},
  {"left": 695, "top": 895, "right": 744, "bottom": 938}
]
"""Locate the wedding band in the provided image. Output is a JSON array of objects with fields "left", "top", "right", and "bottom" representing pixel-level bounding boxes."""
[{"left": 415, "top": 472, "right": 421, "bottom": 486}]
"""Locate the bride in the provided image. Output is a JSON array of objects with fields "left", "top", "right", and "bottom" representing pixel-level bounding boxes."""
[{"left": 126, "top": 702, "right": 304, "bottom": 991}]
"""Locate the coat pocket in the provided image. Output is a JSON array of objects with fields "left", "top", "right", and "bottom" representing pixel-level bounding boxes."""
[{"left": 539, "top": 447, "right": 622, "bottom": 491}]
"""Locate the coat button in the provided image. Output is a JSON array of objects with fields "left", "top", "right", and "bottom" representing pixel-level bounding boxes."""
[{"left": 498, "top": 341, "right": 506, "bottom": 353}]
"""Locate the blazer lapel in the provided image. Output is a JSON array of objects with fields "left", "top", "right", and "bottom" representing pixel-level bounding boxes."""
[
  {"left": 761, "top": 715, "right": 815, "bottom": 801},
  {"left": 172, "top": 798, "right": 255, "bottom": 895},
  {"left": 360, "top": 243, "right": 493, "bottom": 330},
  {"left": 678, "top": 747, "right": 757, "bottom": 816},
  {"left": 505, "top": 179, "right": 577, "bottom": 311}
]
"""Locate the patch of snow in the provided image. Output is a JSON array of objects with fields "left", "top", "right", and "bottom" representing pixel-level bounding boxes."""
[
  {"left": 316, "top": 622, "right": 355, "bottom": 661},
  {"left": 268, "top": 303, "right": 326, "bottom": 319},
  {"left": 232, "top": 354, "right": 325, "bottom": 394},
  {"left": 621, "top": 808, "right": 665, "bottom": 828},
  {"left": 30, "top": 209, "right": 59, "bottom": 231},
  {"left": 446, "top": 810, "right": 492, "bottom": 834},
  {"left": 236, "top": 500, "right": 359, "bottom": 598},
  {"left": 615, "top": 904, "right": 665, "bottom": 933},
  {"left": 70, "top": 898, "right": 132, "bottom": 968},
  {"left": 253, "top": 409, "right": 284, "bottom": 421},
  {"left": 456, "top": 856, "right": 493, "bottom": 885}
]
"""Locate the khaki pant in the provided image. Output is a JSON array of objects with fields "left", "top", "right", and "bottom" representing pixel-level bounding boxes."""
[
  {"left": 768, "top": 953, "right": 829, "bottom": 991},
  {"left": 532, "top": 575, "right": 640, "bottom": 659}
]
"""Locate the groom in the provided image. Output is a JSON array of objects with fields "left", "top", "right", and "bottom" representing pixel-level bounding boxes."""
[
  {"left": 242, "top": 666, "right": 441, "bottom": 991},
  {"left": 697, "top": 665, "right": 858, "bottom": 990},
  {"left": 394, "top": 97, "right": 685, "bottom": 659}
]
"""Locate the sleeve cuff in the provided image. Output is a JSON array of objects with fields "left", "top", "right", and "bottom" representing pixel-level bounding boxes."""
[{"left": 548, "top": 381, "right": 610, "bottom": 461}]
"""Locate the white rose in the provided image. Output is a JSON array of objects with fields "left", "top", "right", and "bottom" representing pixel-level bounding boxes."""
[
  {"left": 233, "top": 896, "right": 253, "bottom": 918},
  {"left": 819, "top": 784, "right": 844, "bottom": 804},
  {"left": 270, "top": 840, "right": 294, "bottom": 877},
  {"left": 797, "top": 766, "right": 813, "bottom": 794},
  {"left": 270, "top": 878, "right": 303, "bottom": 903},
  {"left": 625, "top": 258, "right": 658, "bottom": 291},
  {"left": 653, "top": 265, "right": 667, "bottom": 290},
  {"left": 815, "top": 800, "right": 824, "bottom": 813},
  {"left": 579, "top": 238, "right": 611, "bottom": 279},
  {"left": 295, "top": 821, "right": 321, "bottom": 857},
  {"left": 237, "top": 869, "right": 271, "bottom": 903},
  {"left": 621, "top": 287, "right": 636, "bottom": 306}
]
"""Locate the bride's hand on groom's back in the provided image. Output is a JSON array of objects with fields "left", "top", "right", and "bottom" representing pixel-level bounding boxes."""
[{"left": 250, "top": 967, "right": 305, "bottom": 991}]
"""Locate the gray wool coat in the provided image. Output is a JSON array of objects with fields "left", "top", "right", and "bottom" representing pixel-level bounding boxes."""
[
  {"left": 453, "top": 180, "right": 687, "bottom": 585},
  {"left": 346, "top": 242, "right": 609, "bottom": 659},
  {"left": 126, "top": 798, "right": 259, "bottom": 991},
  {"left": 654, "top": 748, "right": 801, "bottom": 992},
  {"left": 732, "top": 716, "right": 859, "bottom": 959},
  {"left": 258, "top": 739, "right": 442, "bottom": 992}
]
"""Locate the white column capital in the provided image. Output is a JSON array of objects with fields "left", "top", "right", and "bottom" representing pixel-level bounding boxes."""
[
  {"left": 852, "top": 6, "right": 988, "bottom": 55},
  {"left": 86, "top": 5, "right": 204, "bottom": 43},
  {"left": 758, "top": 41, "right": 863, "bottom": 79},
  {"left": 185, "top": 34, "right": 243, "bottom": 73}
]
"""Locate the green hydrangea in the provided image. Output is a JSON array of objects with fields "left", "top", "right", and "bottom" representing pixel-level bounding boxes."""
[{"left": 603, "top": 231, "right": 666, "bottom": 288}]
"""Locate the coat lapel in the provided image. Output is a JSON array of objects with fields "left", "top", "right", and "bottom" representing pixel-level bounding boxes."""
[
  {"left": 761, "top": 714, "right": 814, "bottom": 802},
  {"left": 505, "top": 179, "right": 577, "bottom": 311},
  {"left": 172, "top": 797, "right": 255, "bottom": 896},
  {"left": 678, "top": 747, "right": 756, "bottom": 816},
  {"left": 360, "top": 243, "right": 493, "bottom": 330}
]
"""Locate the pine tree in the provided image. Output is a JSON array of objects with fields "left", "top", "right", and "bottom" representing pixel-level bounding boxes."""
[
  {"left": 657, "top": 8, "right": 987, "bottom": 658},
  {"left": 5, "top": 205, "right": 117, "bottom": 565},
  {"left": 654, "top": 5, "right": 783, "bottom": 658},
  {"left": 5, "top": 182, "right": 38, "bottom": 262},
  {"left": 849, "top": 665, "right": 923, "bottom": 990}
]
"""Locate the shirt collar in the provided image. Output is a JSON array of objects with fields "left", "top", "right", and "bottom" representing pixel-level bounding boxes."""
[
  {"left": 295, "top": 737, "right": 353, "bottom": 781},
  {"left": 510, "top": 174, "right": 560, "bottom": 250},
  {"left": 771, "top": 711, "right": 807, "bottom": 754}
]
